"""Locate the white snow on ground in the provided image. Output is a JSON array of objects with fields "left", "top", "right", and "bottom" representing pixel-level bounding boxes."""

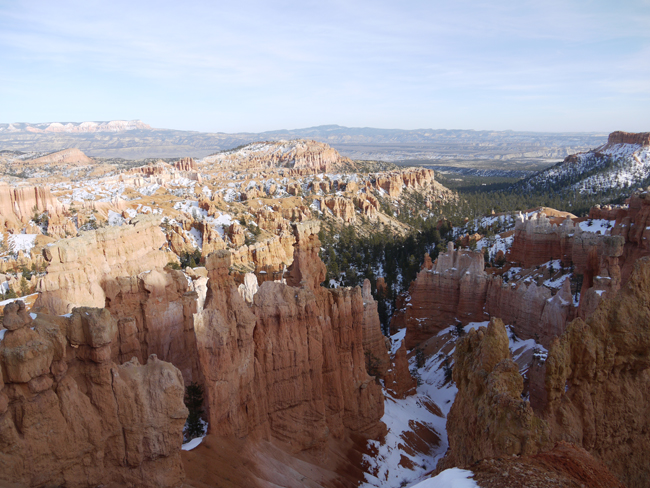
[
  {"left": 138, "top": 184, "right": 161, "bottom": 196},
  {"left": 7, "top": 234, "right": 37, "bottom": 254},
  {"left": 189, "top": 228, "right": 203, "bottom": 250},
  {"left": 181, "top": 436, "right": 204, "bottom": 451},
  {"left": 124, "top": 208, "right": 137, "bottom": 219},
  {"left": 223, "top": 188, "right": 238, "bottom": 202},
  {"left": 475, "top": 233, "right": 514, "bottom": 260},
  {"left": 0, "top": 329, "right": 5, "bottom": 341},
  {"left": 361, "top": 330, "right": 458, "bottom": 487},
  {"left": 212, "top": 213, "right": 232, "bottom": 227},
  {"left": 578, "top": 219, "right": 615, "bottom": 235},
  {"left": 363, "top": 321, "right": 546, "bottom": 487},
  {"left": 174, "top": 200, "right": 208, "bottom": 219},
  {"left": 310, "top": 199, "right": 322, "bottom": 212},
  {"left": 108, "top": 210, "right": 125, "bottom": 226},
  {"left": 390, "top": 328, "right": 406, "bottom": 355},
  {"left": 182, "top": 419, "right": 208, "bottom": 451},
  {"left": 544, "top": 270, "right": 571, "bottom": 289},
  {"left": 410, "top": 468, "right": 478, "bottom": 488},
  {"left": 0, "top": 294, "right": 38, "bottom": 306}
]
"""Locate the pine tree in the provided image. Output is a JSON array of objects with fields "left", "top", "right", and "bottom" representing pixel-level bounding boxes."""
[{"left": 184, "top": 382, "right": 205, "bottom": 441}]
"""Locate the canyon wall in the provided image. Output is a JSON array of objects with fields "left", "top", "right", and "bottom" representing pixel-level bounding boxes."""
[
  {"left": 18, "top": 216, "right": 392, "bottom": 486},
  {"left": 194, "top": 222, "right": 387, "bottom": 454},
  {"left": 399, "top": 200, "right": 650, "bottom": 350},
  {"left": 439, "top": 258, "right": 650, "bottom": 488},
  {"left": 0, "top": 301, "right": 187, "bottom": 488},
  {"left": 34, "top": 215, "right": 174, "bottom": 314},
  {"left": 0, "top": 183, "right": 67, "bottom": 234},
  {"left": 543, "top": 256, "right": 650, "bottom": 488},
  {"left": 605, "top": 131, "right": 650, "bottom": 147}
]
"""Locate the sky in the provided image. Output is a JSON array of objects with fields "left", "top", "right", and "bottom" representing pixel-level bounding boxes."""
[{"left": 0, "top": 0, "right": 649, "bottom": 133}]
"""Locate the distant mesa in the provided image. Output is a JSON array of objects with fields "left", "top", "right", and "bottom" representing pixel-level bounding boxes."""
[
  {"left": 1, "top": 119, "right": 151, "bottom": 134},
  {"left": 604, "top": 130, "right": 650, "bottom": 148},
  {"left": 25, "top": 148, "right": 93, "bottom": 165}
]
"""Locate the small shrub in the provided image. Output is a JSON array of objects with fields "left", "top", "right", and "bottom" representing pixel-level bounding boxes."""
[
  {"left": 454, "top": 321, "right": 465, "bottom": 337},
  {"left": 443, "top": 358, "right": 453, "bottom": 384}
]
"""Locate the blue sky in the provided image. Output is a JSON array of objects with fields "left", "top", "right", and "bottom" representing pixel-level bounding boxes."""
[{"left": 1, "top": 0, "right": 648, "bottom": 133}]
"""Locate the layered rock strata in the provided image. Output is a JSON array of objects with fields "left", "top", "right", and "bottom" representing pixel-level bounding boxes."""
[
  {"left": 0, "top": 301, "right": 187, "bottom": 488},
  {"left": 34, "top": 215, "right": 174, "bottom": 314},
  {"left": 439, "top": 258, "right": 650, "bottom": 488},
  {"left": 194, "top": 221, "right": 387, "bottom": 458},
  {"left": 542, "top": 256, "right": 650, "bottom": 488},
  {"left": 438, "top": 318, "right": 548, "bottom": 470}
]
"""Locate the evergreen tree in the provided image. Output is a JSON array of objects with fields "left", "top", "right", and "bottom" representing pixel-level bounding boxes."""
[{"left": 184, "top": 382, "right": 205, "bottom": 441}]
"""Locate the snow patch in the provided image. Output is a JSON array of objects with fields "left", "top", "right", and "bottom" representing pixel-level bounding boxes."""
[
  {"left": 8, "top": 234, "right": 37, "bottom": 254},
  {"left": 410, "top": 468, "right": 478, "bottom": 488}
]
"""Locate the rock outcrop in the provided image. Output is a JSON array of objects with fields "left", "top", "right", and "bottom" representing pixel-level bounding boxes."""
[
  {"left": 34, "top": 215, "right": 174, "bottom": 314},
  {"left": 193, "top": 221, "right": 386, "bottom": 463},
  {"left": 174, "top": 157, "right": 197, "bottom": 172},
  {"left": 605, "top": 131, "right": 650, "bottom": 147},
  {"left": 207, "top": 140, "right": 347, "bottom": 172},
  {"left": 439, "top": 318, "right": 548, "bottom": 470},
  {"left": 24, "top": 148, "right": 93, "bottom": 165},
  {"left": 399, "top": 244, "right": 489, "bottom": 349},
  {"left": 0, "top": 301, "right": 187, "bottom": 488},
  {"left": 469, "top": 442, "right": 625, "bottom": 488},
  {"left": 0, "top": 183, "right": 66, "bottom": 233},
  {"left": 542, "top": 256, "right": 650, "bottom": 488},
  {"left": 439, "top": 258, "right": 650, "bottom": 488}
]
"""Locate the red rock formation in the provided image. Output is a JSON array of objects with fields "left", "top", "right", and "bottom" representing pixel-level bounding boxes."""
[
  {"left": 361, "top": 279, "right": 390, "bottom": 379},
  {"left": 438, "top": 259, "right": 650, "bottom": 488},
  {"left": 373, "top": 168, "right": 447, "bottom": 200},
  {"left": 209, "top": 140, "right": 347, "bottom": 173},
  {"left": 34, "top": 215, "right": 174, "bottom": 314},
  {"left": 196, "top": 220, "right": 227, "bottom": 259},
  {"left": 0, "top": 183, "right": 66, "bottom": 234},
  {"left": 508, "top": 212, "right": 576, "bottom": 268},
  {"left": 401, "top": 243, "right": 489, "bottom": 349},
  {"left": 103, "top": 268, "right": 202, "bottom": 384},
  {"left": 322, "top": 196, "right": 356, "bottom": 223},
  {"left": 438, "top": 318, "right": 548, "bottom": 470},
  {"left": 194, "top": 221, "right": 386, "bottom": 458},
  {"left": 0, "top": 301, "right": 187, "bottom": 488},
  {"left": 375, "top": 173, "right": 403, "bottom": 198},
  {"left": 605, "top": 130, "right": 650, "bottom": 147},
  {"left": 353, "top": 194, "right": 379, "bottom": 220},
  {"left": 174, "top": 157, "right": 197, "bottom": 171},
  {"left": 469, "top": 442, "right": 625, "bottom": 488},
  {"left": 543, "top": 257, "right": 650, "bottom": 488},
  {"left": 383, "top": 341, "right": 417, "bottom": 399}
]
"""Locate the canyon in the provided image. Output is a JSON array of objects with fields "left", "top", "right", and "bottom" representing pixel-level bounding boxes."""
[{"left": 0, "top": 131, "right": 649, "bottom": 487}]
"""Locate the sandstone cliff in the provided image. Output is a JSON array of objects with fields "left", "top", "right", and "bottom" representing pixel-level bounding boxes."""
[
  {"left": 399, "top": 244, "right": 489, "bottom": 350},
  {"left": 438, "top": 258, "right": 650, "bottom": 488},
  {"left": 190, "top": 221, "right": 387, "bottom": 478},
  {"left": 0, "top": 183, "right": 66, "bottom": 234},
  {"left": 542, "top": 256, "right": 650, "bottom": 488},
  {"left": 0, "top": 301, "right": 187, "bottom": 488},
  {"left": 605, "top": 130, "right": 650, "bottom": 147},
  {"left": 439, "top": 318, "right": 548, "bottom": 470},
  {"left": 34, "top": 215, "right": 174, "bottom": 314}
]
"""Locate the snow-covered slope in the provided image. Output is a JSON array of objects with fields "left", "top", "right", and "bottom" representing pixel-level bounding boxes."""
[{"left": 518, "top": 131, "right": 650, "bottom": 196}]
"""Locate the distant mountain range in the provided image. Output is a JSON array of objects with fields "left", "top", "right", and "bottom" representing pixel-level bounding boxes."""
[
  {"left": 0, "top": 120, "right": 151, "bottom": 134},
  {"left": 0, "top": 120, "right": 609, "bottom": 162}
]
